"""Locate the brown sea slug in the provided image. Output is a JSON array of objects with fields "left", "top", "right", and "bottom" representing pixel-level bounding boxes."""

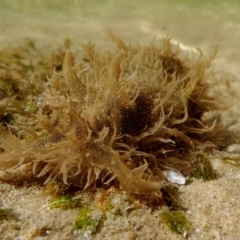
[{"left": 0, "top": 35, "right": 224, "bottom": 194}]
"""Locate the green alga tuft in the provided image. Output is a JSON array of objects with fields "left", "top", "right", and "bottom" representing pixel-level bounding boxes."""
[
  {"left": 73, "top": 207, "right": 103, "bottom": 235},
  {"left": 190, "top": 154, "right": 216, "bottom": 181},
  {"left": 0, "top": 208, "right": 16, "bottom": 221},
  {"left": 48, "top": 195, "right": 82, "bottom": 209},
  {"left": 104, "top": 192, "right": 134, "bottom": 216},
  {"left": 160, "top": 210, "right": 190, "bottom": 235}
]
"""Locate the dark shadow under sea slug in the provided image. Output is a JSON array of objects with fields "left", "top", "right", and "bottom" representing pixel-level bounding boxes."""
[{"left": 0, "top": 35, "right": 225, "bottom": 194}]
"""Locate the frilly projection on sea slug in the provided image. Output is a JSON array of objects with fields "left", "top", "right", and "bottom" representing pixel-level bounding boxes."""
[{"left": 0, "top": 34, "right": 225, "bottom": 194}]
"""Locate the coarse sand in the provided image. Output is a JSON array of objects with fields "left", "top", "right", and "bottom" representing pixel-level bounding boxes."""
[{"left": 0, "top": 1, "right": 240, "bottom": 239}]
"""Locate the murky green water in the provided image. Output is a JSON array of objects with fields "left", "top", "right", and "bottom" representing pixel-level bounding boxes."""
[{"left": 0, "top": 0, "right": 239, "bottom": 74}]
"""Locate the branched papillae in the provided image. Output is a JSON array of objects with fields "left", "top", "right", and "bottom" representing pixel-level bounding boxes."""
[{"left": 0, "top": 36, "right": 225, "bottom": 194}]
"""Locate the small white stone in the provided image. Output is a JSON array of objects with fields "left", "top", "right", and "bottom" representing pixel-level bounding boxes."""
[{"left": 165, "top": 168, "right": 186, "bottom": 185}]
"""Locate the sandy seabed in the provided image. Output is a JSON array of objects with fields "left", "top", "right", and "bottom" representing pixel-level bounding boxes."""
[{"left": 0, "top": 1, "right": 240, "bottom": 239}]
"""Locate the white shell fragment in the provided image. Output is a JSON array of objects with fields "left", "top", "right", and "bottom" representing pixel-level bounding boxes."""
[{"left": 165, "top": 168, "right": 186, "bottom": 185}]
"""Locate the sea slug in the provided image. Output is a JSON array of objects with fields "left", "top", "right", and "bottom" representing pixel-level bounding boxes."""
[{"left": 0, "top": 35, "right": 224, "bottom": 194}]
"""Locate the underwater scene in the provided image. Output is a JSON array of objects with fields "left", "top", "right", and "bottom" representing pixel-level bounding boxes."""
[{"left": 0, "top": 0, "right": 240, "bottom": 239}]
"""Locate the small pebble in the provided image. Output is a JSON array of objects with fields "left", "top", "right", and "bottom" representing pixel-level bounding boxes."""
[{"left": 165, "top": 168, "right": 186, "bottom": 185}]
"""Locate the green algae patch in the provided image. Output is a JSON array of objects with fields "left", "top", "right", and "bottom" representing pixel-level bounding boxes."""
[
  {"left": 190, "top": 154, "right": 216, "bottom": 181},
  {"left": 160, "top": 210, "right": 190, "bottom": 235},
  {"left": 73, "top": 207, "right": 103, "bottom": 235},
  {"left": 104, "top": 192, "right": 135, "bottom": 216},
  {"left": 0, "top": 208, "right": 16, "bottom": 221},
  {"left": 48, "top": 195, "right": 82, "bottom": 209}
]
